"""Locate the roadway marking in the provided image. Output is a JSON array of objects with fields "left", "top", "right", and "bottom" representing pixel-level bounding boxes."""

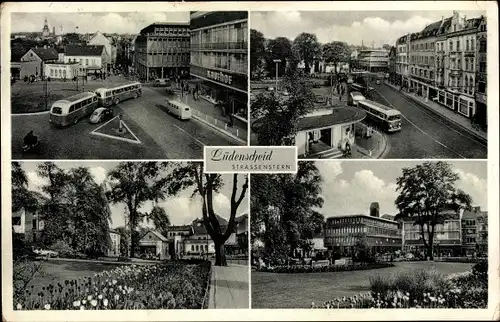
[
  {"left": 373, "top": 88, "right": 466, "bottom": 159},
  {"left": 170, "top": 122, "right": 207, "bottom": 147},
  {"left": 383, "top": 84, "right": 487, "bottom": 148},
  {"left": 90, "top": 115, "right": 142, "bottom": 145}
]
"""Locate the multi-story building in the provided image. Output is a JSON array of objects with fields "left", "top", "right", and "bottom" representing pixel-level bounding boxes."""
[
  {"left": 461, "top": 206, "right": 488, "bottom": 255},
  {"left": 108, "top": 229, "right": 121, "bottom": 257},
  {"left": 189, "top": 11, "right": 248, "bottom": 122},
  {"left": 134, "top": 22, "right": 190, "bottom": 82},
  {"left": 434, "top": 18, "right": 452, "bottom": 91},
  {"left": 324, "top": 211, "right": 402, "bottom": 255},
  {"left": 444, "top": 12, "right": 483, "bottom": 118},
  {"left": 357, "top": 49, "right": 389, "bottom": 73},
  {"left": 88, "top": 31, "right": 116, "bottom": 72},
  {"left": 402, "top": 208, "right": 462, "bottom": 256},
  {"left": 64, "top": 45, "right": 110, "bottom": 78},
  {"left": 388, "top": 46, "right": 397, "bottom": 84},
  {"left": 475, "top": 17, "right": 487, "bottom": 129},
  {"left": 395, "top": 34, "right": 411, "bottom": 87},
  {"left": 19, "top": 47, "right": 59, "bottom": 79}
]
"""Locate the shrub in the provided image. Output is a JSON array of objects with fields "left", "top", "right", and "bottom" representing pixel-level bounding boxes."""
[
  {"left": 472, "top": 259, "right": 488, "bottom": 278},
  {"left": 257, "top": 262, "right": 394, "bottom": 273},
  {"left": 49, "top": 240, "right": 74, "bottom": 258}
]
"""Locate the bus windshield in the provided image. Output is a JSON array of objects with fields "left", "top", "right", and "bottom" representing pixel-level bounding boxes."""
[
  {"left": 388, "top": 115, "right": 401, "bottom": 121},
  {"left": 51, "top": 106, "right": 63, "bottom": 115}
]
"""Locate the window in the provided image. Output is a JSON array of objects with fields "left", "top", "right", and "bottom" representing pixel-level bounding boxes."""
[
  {"left": 466, "top": 39, "right": 469, "bottom": 51},
  {"left": 449, "top": 41, "right": 453, "bottom": 52},
  {"left": 457, "top": 40, "right": 460, "bottom": 51},
  {"left": 191, "top": 245, "right": 194, "bottom": 251},
  {"left": 471, "top": 38, "right": 475, "bottom": 50}
]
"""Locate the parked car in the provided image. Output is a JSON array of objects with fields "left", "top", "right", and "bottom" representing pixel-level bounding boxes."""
[
  {"left": 154, "top": 78, "right": 170, "bottom": 87},
  {"left": 89, "top": 107, "right": 114, "bottom": 124},
  {"left": 34, "top": 249, "right": 59, "bottom": 258}
]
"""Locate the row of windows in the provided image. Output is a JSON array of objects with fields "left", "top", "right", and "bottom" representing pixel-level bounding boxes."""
[
  {"left": 190, "top": 52, "right": 247, "bottom": 74},
  {"left": 411, "top": 68, "right": 434, "bottom": 80},
  {"left": 463, "top": 219, "right": 477, "bottom": 226},
  {"left": 191, "top": 22, "right": 248, "bottom": 46},
  {"left": 328, "top": 218, "right": 397, "bottom": 229},
  {"left": 403, "top": 221, "right": 460, "bottom": 232},
  {"left": 49, "top": 68, "right": 72, "bottom": 78},
  {"left": 465, "top": 237, "right": 477, "bottom": 243},
  {"left": 412, "top": 41, "right": 435, "bottom": 51},
  {"left": 405, "top": 231, "right": 461, "bottom": 241},
  {"left": 327, "top": 236, "right": 399, "bottom": 246},
  {"left": 449, "top": 38, "right": 475, "bottom": 52},
  {"left": 147, "top": 53, "right": 190, "bottom": 65},
  {"left": 149, "top": 27, "right": 189, "bottom": 36},
  {"left": 69, "top": 97, "right": 98, "bottom": 113},
  {"left": 66, "top": 58, "right": 100, "bottom": 67},
  {"left": 447, "top": 74, "right": 475, "bottom": 96},
  {"left": 410, "top": 55, "right": 435, "bottom": 66},
  {"left": 190, "top": 244, "right": 209, "bottom": 251}
]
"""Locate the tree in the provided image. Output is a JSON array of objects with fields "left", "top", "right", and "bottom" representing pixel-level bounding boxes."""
[
  {"left": 382, "top": 44, "right": 392, "bottom": 51},
  {"left": 395, "top": 161, "right": 472, "bottom": 260},
  {"left": 266, "top": 37, "right": 294, "bottom": 77},
  {"left": 250, "top": 162, "right": 324, "bottom": 262},
  {"left": 168, "top": 163, "right": 248, "bottom": 266},
  {"left": 106, "top": 162, "right": 172, "bottom": 258},
  {"left": 12, "top": 162, "right": 38, "bottom": 212},
  {"left": 251, "top": 67, "right": 315, "bottom": 145},
  {"left": 322, "top": 41, "right": 351, "bottom": 76},
  {"left": 250, "top": 29, "right": 266, "bottom": 80},
  {"left": 147, "top": 206, "right": 171, "bottom": 237},
  {"left": 293, "top": 33, "right": 321, "bottom": 74},
  {"left": 62, "top": 33, "right": 83, "bottom": 45}
]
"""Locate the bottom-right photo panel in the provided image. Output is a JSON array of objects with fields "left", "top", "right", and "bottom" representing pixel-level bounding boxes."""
[{"left": 251, "top": 160, "right": 488, "bottom": 309}]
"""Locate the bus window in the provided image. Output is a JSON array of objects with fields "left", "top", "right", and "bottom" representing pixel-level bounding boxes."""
[
  {"left": 52, "top": 106, "right": 63, "bottom": 115},
  {"left": 69, "top": 105, "right": 75, "bottom": 113},
  {"left": 388, "top": 115, "right": 400, "bottom": 121}
]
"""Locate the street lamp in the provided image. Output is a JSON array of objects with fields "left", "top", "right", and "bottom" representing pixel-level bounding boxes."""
[{"left": 273, "top": 59, "right": 281, "bottom": 92}]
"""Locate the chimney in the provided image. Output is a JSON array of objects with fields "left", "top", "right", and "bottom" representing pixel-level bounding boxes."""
[{"left": 370, "top": 202, "right": 380, "bottom": 217}]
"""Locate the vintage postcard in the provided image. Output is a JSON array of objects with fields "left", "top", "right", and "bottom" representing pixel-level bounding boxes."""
[{"left": 1, "top": 1, "right": 499, "bottom": 322}]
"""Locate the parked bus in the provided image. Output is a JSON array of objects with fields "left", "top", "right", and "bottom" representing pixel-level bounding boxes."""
[
  {"left": 166, "top": 99, "right": 191, "bottom": 120},
  {"left": 357, "top": 99, "right": 402, "bottom": 132},
  {"left": 94, "top": 82, "right": 142, "bottom": 107},
  {"left": 49, "top": 92, "right": 99, "bottom": 127}
]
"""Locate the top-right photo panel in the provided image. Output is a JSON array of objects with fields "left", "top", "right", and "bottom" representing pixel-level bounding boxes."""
[{"left": 250, "top": 10, "right": 488, "bottom": 159}]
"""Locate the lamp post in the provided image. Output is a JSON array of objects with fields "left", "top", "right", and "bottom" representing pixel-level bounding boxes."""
[{"left": 273, "top": 59, "right": 281, "bottom": 92}]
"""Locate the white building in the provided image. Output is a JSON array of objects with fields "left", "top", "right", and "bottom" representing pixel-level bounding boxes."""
[
  {"left": 138, "top": 230, "right": 169, "bottom": 259},
  {"left": 44, "top": 62, "right": 80, "bottom": 79},
  {"left": 64, "top": 45, "right": 110, "bottom": 77}
]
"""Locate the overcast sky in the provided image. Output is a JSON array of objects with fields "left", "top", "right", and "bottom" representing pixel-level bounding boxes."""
[
  {"left": 20, "top": 162, "right": 248, "bottom": 229},
  {"left": 11, "top": 12, "right": 190, "bottom": 34},
  {"left": 314, "top": 160, "right": 488, "bottom": 218},
  {"left": 251, "top": 10, "right": 486, "bottom": 47}
]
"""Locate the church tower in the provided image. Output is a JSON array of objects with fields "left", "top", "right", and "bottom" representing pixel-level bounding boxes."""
[{"left": 42, "top": 18, "right": 50, "bottom": 38}]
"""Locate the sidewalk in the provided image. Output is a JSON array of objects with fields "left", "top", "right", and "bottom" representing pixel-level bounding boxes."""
[
  {"left": 350, "top": 124, "right": 388, "bottom": 159},
  {"left": 384, "top": 82, "right": 487, "bottom": 142},
  {"left": 208, "top": 264, "right": 249, "bottom": 309},
  {"left": 172, "top": 90, "right": 247, "bottom": 144}
]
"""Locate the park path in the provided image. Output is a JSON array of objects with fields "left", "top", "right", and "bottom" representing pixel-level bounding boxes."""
[{"left": 208, "top": 263, "right": 249, "bottom": 309}]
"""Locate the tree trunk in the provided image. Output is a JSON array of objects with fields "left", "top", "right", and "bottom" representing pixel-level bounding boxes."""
[
  {"left": 214, "top": 241, "right": 227, "bottom": 266},
  {"left": 129, "top": 217, "right": 135, "bottom": 258}
]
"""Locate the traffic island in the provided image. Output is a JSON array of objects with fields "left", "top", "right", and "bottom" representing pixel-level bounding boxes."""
[
  {"left": 351, "top": 124, "right": 388, "bottom": 159},
  {"left": 90, "top": 116, "right": 142, "bottom": 144}
]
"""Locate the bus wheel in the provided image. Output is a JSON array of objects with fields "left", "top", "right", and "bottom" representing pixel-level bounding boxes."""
[{"left": 73, "top": 117, "right": 79, "bottom": 124}]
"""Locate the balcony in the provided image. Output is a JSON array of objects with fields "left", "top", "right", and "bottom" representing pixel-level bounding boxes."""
[{"left": 191, "top": 41, "right": 247, "bottom": 51}]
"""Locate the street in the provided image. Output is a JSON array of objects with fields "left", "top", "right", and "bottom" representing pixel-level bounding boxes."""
[
  {"left": 11, "top": 83, "right": 240, "bottom": 160},
  {"left": 369, "top": 83, "right": 487, "bottom": 159}
]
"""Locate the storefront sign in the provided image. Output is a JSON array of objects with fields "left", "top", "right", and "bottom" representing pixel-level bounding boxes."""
[{"left": 207, "top": 70, "right": 233, "bottom": 85}]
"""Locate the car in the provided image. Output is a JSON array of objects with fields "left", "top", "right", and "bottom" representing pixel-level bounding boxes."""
[
  {"left": 34, "top": 249, "right": 59, "bottom": 258},
  {"left": 89, "top": 107, "right": 114, "bottom": 124},
  {"left": 349, "top": 91, "right": 366, "bottom": 106},
  {"left": 154, "top": 78, "right": 170, "bottom": 87},
  {"left": 267, "top": 86, "right": 275, "bottom": 91}
]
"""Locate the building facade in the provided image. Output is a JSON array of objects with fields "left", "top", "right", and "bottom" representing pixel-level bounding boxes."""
[
  {"left": 402, "top": 208, "right": 462, "bottom": 256},
  {"left": 396, "top": 34, "right": 411, "bottom": 88},
  {"left": 475, "top": 17, "right": 487, "bottom": 128},
  {"left": 138, "top": 230, "right": 169, "bottom": 259},
  {"left": 64, "top": 45, "right": 109, "bottom": 77},
  {"left": 44, "top": 62, "right": 80, "bottom": 79},
  {"left": 20, "top": 47, "right": 59, "bottom": 78},
  {"left": 443, "top": 12, "right": 483, "bottom": 118},
  {"left": 88, "top": 31, "right": 116, "bottom": 72},
  {"left": 461, "top": 206, "right": 488, "bottom": 255},
  {"left": 357, "top": 49, "right": 389, "bottom": 73},
  {"left": 134, "top": 22, "right": 190, "bottom": 82},
  {"left": 190, "top": 11, "right": 248, "bottom": 122},
  {"left": 12, "top": 208, "right": 44, "bottom": 243},
  {"left": 388, "top": 46, "right": 397, "bottom": 84},
  {"left": 108, "top": 229, "right": 121, "bottom": 257},
  {"left": 324, "top": 214, "right": 402, "bottom": 254}
]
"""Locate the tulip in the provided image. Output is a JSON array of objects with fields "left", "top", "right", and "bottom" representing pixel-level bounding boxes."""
[
  {"left": 91, "top": 300, "right": 97, "bottom": 307},
  {"left": 103, "top": 299, "right": 109, "bottom": 307},
  {"left": 44, "top": 304, "right": 51, "bottom": 310},
  {"left": 16, "top": 303, "right": 22, "bottom": 310},
  {"left": 73, "top": 300, "right": 81, "bottom": 307}
]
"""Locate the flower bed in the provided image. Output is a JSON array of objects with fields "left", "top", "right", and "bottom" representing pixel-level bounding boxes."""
[
  {"left": 435, "top": 257, "right": 486, "bottom": 263},
  {"left": 257, "top": 262, "right": 394, "bottom": 274},
  {"left": 14, "top": 261, "right": 212, "bottom": 310},
  {"left": 310, "top": 261, "right": 487, "bottom": 309}
]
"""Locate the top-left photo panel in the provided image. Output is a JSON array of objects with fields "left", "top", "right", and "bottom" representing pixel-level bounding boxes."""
[{"left": 10, "top": 11, "right": 249, "bottom": 160}]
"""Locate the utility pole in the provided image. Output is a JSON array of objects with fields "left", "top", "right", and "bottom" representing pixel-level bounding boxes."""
[
  {"left": 273, "top": 59, "right": 281, "bottom": 92},
  {"left": 44, "top": 77, "right": 48, "bottom": 110}
]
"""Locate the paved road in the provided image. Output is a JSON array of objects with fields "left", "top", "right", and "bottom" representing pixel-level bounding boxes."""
[
  {"left": 11, "top": 85, "right": 236, "bottom": 160},
  {"left": 370, "top": 84, "right": 487, "bottom": 159}
]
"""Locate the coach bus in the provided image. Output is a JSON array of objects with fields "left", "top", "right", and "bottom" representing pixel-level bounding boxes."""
[
  {"left": 357, "top": 99, "right": 402, "bottom": 132},
  {"left": 49, "top": 92, "right": 99, "bottom": 127},
  {"left": 94, "top": 82, "right": 142, "bottom": 107},
  {"left": 166, "top": 99, "right": 192, "bottom": 120}
]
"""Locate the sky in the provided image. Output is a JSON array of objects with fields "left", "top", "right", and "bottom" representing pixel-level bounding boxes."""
[
  {"left": 11, "top": 12, "right": 190, "bottom": 34},
  {"left": 19, "top": 161, "right": 249, "bottom": 229},
  {"left": 314, "top": 160, "right": 488, "bottom": 218},
  {"left": 251, "top": 10, "right": 486, "bottom": 47}
]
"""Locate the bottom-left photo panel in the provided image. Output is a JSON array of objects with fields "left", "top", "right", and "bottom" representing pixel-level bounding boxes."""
[{"left": 10, "top": 161, "right": 250, "bottom": 310}]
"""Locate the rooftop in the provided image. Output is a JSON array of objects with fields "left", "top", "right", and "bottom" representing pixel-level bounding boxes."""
[
  {"left": 30, "top": 47, "right": 59, "bottom": 61},
  {"left": 296, "top": 107, "right": 366, "bottom": 132},
  {"left": 65, "top": 45, "right": 105, "bottom": 56},
  {"left": 326, "top": 214, "right": 399, "bottom": 224}
]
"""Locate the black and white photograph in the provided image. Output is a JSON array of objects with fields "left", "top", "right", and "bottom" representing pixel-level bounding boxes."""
[
  {"left": 251, "top": 160, "right": 488, "bottom": 309},
  {"left": 250, "top": 11, "right": 488, "bottom": 159},
  {"left": 11, "top": 161, "right": 249, "bottom": 310},
  {"left": 10, "top": 11, "right": 248, "bottom": 160}
]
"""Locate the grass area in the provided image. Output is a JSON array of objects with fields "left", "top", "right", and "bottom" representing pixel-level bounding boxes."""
[
  {"left": 11, "top": 90, "right": 79, "bottom": 114},
  {"left": 93, "top": 117, "right": 140, "bottom": 143},
  {"left": 251, "top": 261, "right": 474, "bottom": 308}
]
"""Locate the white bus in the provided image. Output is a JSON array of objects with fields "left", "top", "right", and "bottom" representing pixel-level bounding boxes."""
[
  {"left": 49, "top": 92, "right": 99, "bottom": 127},
  {"left": 166, "top": 100, "right": 191, "bottom": 120},
  {"left": 94, "top": 82, "right": 142, "bottom": 107},
  {"left": 357, "top": 99, "right": 402, "bottom": 132}
]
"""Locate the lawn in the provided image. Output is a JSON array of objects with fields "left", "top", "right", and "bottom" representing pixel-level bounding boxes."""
[{"left": 251, "top": 261, "right": 474, "bottom": 308}]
